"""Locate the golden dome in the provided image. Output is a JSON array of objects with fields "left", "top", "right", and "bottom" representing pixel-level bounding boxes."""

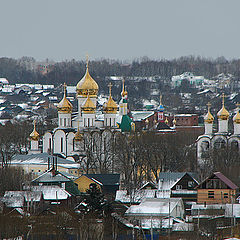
[
  {"left": 75, "top": 124, "right": 83, "bottom": 141},
  {"left": 233, "top": 103, "right": 240, "bottom": 124},
  {"left": 82, "top": 92, "right": 96, "bottom": 114},
  {"left": 57, "top": 83, "right": 72, "bottom": 113},
  {"left": 204, "top": 102, "right": 214, "bottom": 124},
  {"left": 104, "top": 83, "right": 118, "bottom": 114},
  {"left": 173, "top": 118, "right": 176, "bottom": 125},
  {"left": 121, "top": 79, "right": 127, "bottom": 98},
  {"left": 165, "top": 118, "right": 169, "bottom": 125},
  {"left": 30, "top": 120, "right": 40, "bottom": 141},
  {"left": 217, "top": 93, "right": 229, "bottom": 120},
  {"left": 76, "top": 57, "right": 98, "bottom": 97}
]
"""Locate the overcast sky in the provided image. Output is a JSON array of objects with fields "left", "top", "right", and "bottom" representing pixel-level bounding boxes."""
[{"left": 1, "top": 0, "right": 240, "bottom": 61}]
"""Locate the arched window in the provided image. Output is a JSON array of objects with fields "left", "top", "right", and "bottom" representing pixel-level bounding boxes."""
[
  {"left": 201, "top": 141, "right": 210, "bottom": 151},
  {"left": 214, "top": 138, "right": 226, "bottom": 149},
  {"left": 231, "top": 140, "right": 239, "bottom": 150}
]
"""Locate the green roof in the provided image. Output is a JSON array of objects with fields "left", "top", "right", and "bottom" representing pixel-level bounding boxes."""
[{"left": 119, "top": 115, "right": 132, "bottom": 132}]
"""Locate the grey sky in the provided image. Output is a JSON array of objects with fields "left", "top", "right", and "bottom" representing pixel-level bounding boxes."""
[{"left": 1, "top": 0, "right": 240, "bottom": 61}]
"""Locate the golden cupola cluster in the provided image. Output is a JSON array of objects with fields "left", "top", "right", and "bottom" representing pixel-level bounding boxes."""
[
  {"left": 217, "top": 93, "right": 229, "bottom": 120},
  {"left": 233, "top": 103, "right": 240, "bottom": 124},
  {"left": 204, "top": 102, "right": 214, "bottom": 124},
  {"left": 76, "top": 56, "right": 99, "bottom": 97},
  {"left": 104, "top": 83, "right": 118, "bottom": 114},
  {"left": 82, "top": 92, "right": 96, "bottom": 114},
  {"left": 57, "top": 83, "right": 73, "bottom": 113},
  {"left": 30, "top": 120, "right": 40, "bottom": 141}
]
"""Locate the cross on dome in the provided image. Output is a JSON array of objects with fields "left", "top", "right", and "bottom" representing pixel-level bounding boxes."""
[{"left": 108, "top": 82, "right": 113, "bottom": 96}]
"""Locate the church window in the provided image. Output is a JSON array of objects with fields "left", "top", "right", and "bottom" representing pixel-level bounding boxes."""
[
  {"left": 201, "top": 141, "right": 209, "bottom": 151},
  {"left": 214, "top": 138, "right": 226, "bottom": 149},
  {"left": 64, "top": 118, "right": 66, "bottom": 127},
  {"left": 88, "top": 118, "right": 90, "bottom": 127},
  {"left": 73, "top": 138, "right": 75, "bottom": 151},
  {"left": 60, "top": 118, "right": 62, "bottom": 126},
  {"left": 61, "top": 137, "right": 63, "bottom": 152},
  {"left": 49, "top": 138, "right": 51, "bottom": 152},
  {"left": 110, "top": 118, "right": 112, "bottom": 126},
  {"left": 231, "top": 141, "right": 239, "bottom": 150}
]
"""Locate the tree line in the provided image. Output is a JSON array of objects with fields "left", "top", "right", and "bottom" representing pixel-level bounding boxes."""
[{"left": 1, "top": 56, "right": 240, "bottom": 86}]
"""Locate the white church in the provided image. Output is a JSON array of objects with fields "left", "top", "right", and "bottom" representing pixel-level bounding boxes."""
[
  {"left": 197, "top": 94, "right": 240, "bottom": 162},
  {"left": 29, "top": 59, "right": 134, "bottom": 158}
]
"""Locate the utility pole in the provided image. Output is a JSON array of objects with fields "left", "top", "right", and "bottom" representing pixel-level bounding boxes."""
[{"left": 168, "top": 199, "right": 170, "bottom": 240}]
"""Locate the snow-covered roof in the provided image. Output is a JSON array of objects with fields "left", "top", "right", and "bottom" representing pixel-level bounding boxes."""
[
  {"left": 3, "top": 191, "right": 42, "bottom": 202},
  {"left": 32, "top": 170, "right": 72, "bottom": 183},
  {"left": 0, "top": 78, "right": 9, "bottom": 84},
  {"left": 2, "top": 195, "right": 24, "bottom": 208},
  {"left": 31, "top": 186, "right": 71, "bottom": 200},
  {"left": 66, "top": 86, "right": 76, "bottom": 94},
  {"left": 125, "top": 198, "right": 183, "bottom": 216},
  {"left": 131, "top": 111, "right": 154, "bottom": 121},
  {"left": 115, "top": 190, "right": 171, "bottom": 203},
  {"left": 12, "top": 153, "right": 80, "bottom": 169}
]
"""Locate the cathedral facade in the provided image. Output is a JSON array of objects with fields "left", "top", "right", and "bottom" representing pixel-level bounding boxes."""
[
  {"left": 29, "top": 60, "right": 134, "bottom": 159},
  {"left": 196, "top": 94, "right": 240, "bottom": 163}
]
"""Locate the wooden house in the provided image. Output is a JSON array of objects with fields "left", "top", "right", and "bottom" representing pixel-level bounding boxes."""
[
  {"left": 74, "top": 174, "right": 120, "bottom": 197},
  {"left": 196, "top": 172, "right": 238, "bottom": 204}
]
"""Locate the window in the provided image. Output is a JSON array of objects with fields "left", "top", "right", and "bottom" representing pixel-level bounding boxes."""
[
  {"left": 231, "top": 141, "right": 239, "bottom": 150},
  {"left": 208, "top": 191, "right": 215, "bottom": 199},
  {"left": 224, "top": 193, "right": 228, "bottom": 199},
  {"left": 188, "top": 181, "right": 194, "bottom": 188},
  {"left": 64, "top": 118, "right": 66, "bottom": 127},
  {"left": 61, "top": 137, "right": 63, "bottom": 152},
  {"left": 49, "top": 138, "right": 51, "bottom": 152},
  {"left": 176, "top": 185, "right": 182, "bottom": 190},
  {"left": 214, "top": 138, "right": 226, "bottom": 149}
]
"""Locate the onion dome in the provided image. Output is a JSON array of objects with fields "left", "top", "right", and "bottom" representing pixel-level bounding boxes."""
[
  {"left": 204, "top": 102, "right": 214, "bottom": 124},
  {"left": 217, "top": 93, "right": 229, "bottom": 120},
  {"left": 173, "top": 118, "right": 176, "bottom": 125},
  {"left": 157, "top": 95, "right": 164, "bottom": 111},
  {"left": 104, "top": 83, "right": 118, "bottom": 114},
  {"left": 82, "top": 92, "right": 96, "bottom": 114},
  {"left": 75, "top": 123, "right": 83, "bottom": 141},
  {"left": 30, "top": 120, "right": 40, "bottom": 141},
  {"left": 165, "top": 118, "right": 168, "bottom": 125},
  {"left": 121, "top": 79, "right": 128, "bottom": 98},
  {"left": 76, "top": 56, "right": 98, "bottom": 97},
  {"left": 233, "top": 103, "right": 240, "bottom": 124},
  {"left": 57, "top": 83, "right": 72, "bottom": 113}
]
